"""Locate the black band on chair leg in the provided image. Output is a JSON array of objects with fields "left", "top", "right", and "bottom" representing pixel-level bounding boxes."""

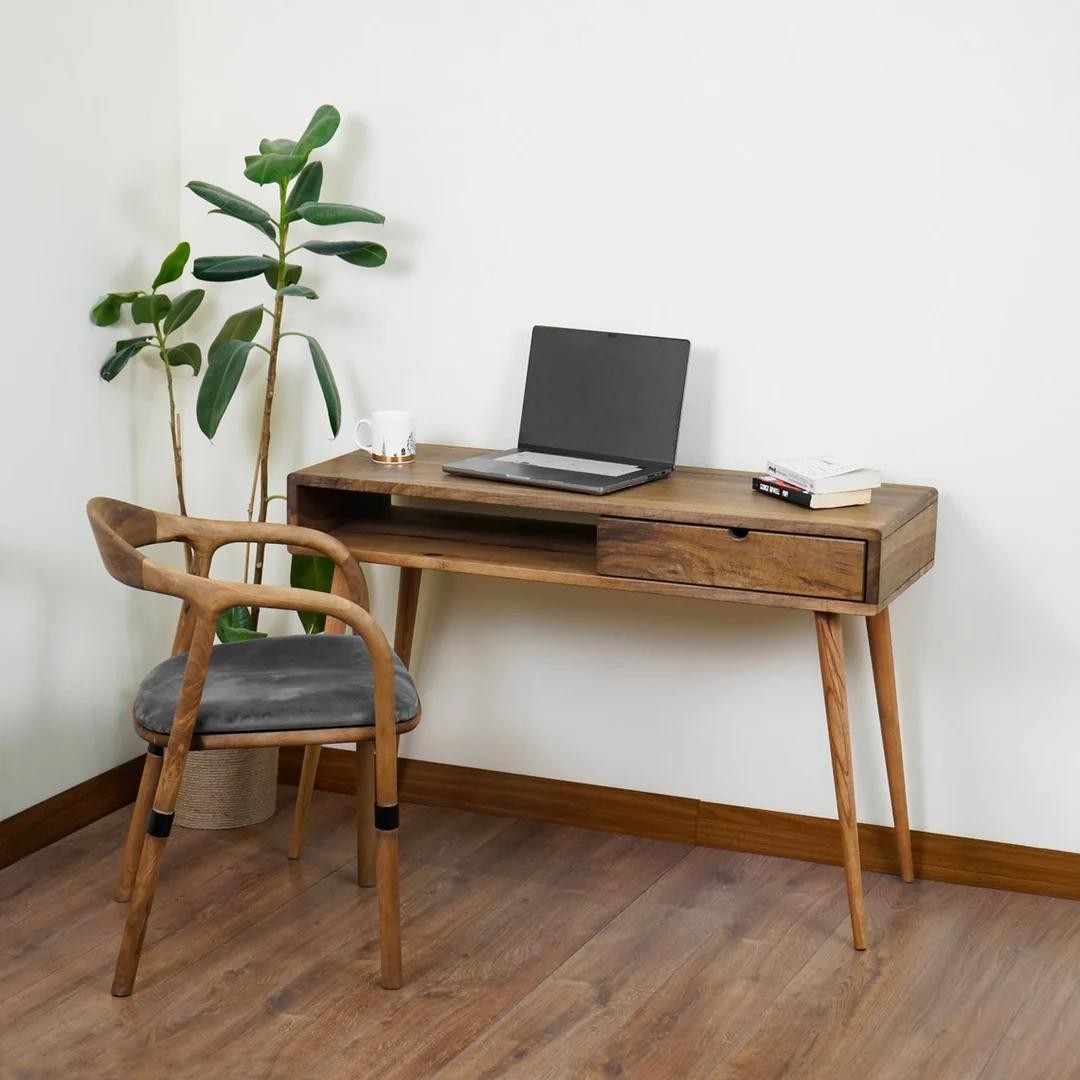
[
  {"left": 375, "top": 803, "right": 399, "bottom": 831},
  {"left": 146, "top": 809, "right": 174, "bottom": 838},
  {"left": 147, "top": 744, "right": 164, "bottom": 758}
]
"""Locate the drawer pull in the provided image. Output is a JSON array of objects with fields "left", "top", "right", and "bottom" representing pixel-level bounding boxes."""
[{"left": 728, "top": 527, "right": 749, "bottom": 540}]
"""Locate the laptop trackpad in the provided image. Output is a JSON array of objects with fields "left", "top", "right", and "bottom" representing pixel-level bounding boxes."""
[{"left": 497, "top": 452, "right": 640, "bottom": 477}]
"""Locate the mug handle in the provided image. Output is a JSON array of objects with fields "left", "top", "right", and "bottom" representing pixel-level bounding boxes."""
[{"left": 354, "top": 418, "right": 373, "bottom": 453}]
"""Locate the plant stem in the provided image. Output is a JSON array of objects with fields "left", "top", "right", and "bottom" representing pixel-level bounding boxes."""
[
  {"left": 164, "top": 361, "right": 187, "bottom": 515},
  {"left": 248, "top": 181, "right": 290, "bottom": 628},
  {"left": 154, "top": 322, "right": 192, "bottom": 570}
]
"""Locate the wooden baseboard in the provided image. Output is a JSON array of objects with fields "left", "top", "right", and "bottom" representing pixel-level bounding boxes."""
[
  {"left": 6, "top": 751, "right": 1079, "bottom": 908},
  {"left": 280, "top": 747, "right": 1080, "bottom": 903},
  {"left": 279, "top": 748, "right": 698, "bottom": 844},
  {"left": 0, "top": 756, "right": 144, "bottom": 870},
  {"left": 696, "top": 802, "right": 1080, "bottom": 901}
]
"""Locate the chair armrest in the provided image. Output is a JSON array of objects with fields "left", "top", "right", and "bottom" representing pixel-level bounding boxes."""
[
  {"left": 202, "top": 580, "right": 383, "bottom": 649},
  {"left": 185, "top": 574, "right": 397, "bottom": 743},
  {"left": 155, "top": 513, "right": 368, "bottom": 610},
  {"left": 159, "top": 576, "right": 402, "bottom": 805}
]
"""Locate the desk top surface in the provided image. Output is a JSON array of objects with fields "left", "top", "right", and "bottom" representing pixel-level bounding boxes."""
[{"left": 290, "top": 444, "right": 937, "bottom": 542}]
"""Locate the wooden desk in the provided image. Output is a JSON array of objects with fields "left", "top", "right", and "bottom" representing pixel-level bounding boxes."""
[{"left": 289, "top": 444, "right": 938, "bottom": 949}]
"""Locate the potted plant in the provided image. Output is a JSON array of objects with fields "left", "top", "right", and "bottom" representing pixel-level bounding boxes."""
[
  {"left": 91, "top": 242, "right": 204, "bottom": 534},
  {"left": 176, "top": 104, "right": 388, "bottom": 827}
]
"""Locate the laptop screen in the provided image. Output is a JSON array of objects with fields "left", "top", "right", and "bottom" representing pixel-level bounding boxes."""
[{"left": 518, "top": 326, "right": 690, "bottom": 466}]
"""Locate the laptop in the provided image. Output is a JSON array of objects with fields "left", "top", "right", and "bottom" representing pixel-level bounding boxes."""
[{"left": 443, "top": 325, "right": 690, "bottom": 495}]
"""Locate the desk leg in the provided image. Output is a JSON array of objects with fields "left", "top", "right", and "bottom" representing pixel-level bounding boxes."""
[
  {"left": 815, "top": 611, "right": 868, "bottom": 951},
  {"left": 395, "top": 567, "right": 422, "bottom": 667},
  {"left": 866, "top": 608, "right": 915, "bottom": 883}
]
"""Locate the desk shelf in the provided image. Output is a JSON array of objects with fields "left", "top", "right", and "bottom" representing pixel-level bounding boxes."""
[
  {"left": 333, "top": 507, "right": 598, "bottom": 584},
  {"left": 328, "top": 505, "right": 883, "bottom": 614}
]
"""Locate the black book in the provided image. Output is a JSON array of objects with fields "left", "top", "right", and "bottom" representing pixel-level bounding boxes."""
[{"left": 752, "top": 475, "right": 871, "bottom": 510}]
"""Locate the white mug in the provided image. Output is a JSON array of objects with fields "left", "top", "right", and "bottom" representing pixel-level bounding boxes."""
[{"left": 354, "top": 410, "right": 416, "bottom": 464}]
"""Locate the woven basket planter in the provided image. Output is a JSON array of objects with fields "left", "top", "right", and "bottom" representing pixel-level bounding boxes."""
[{"left": 175, "top": 747, "right": 279, "bottom": 830}]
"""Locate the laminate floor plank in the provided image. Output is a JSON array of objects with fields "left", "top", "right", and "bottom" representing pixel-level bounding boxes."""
[
  {"left": 126, "top": 805, "right": 523, "bottom": 1078},
  {"left": 0, "top": 790, "right": 363, "bottom": 1075},
  {"left": 716, "top": 878, "right": 1073, "bottom": 1080},
  {"left": 437, "top": 849, "right": 871, "bottom": 1080},
  {"left": 2, "top": 790, "right": 1079, "bottom": 1080},
  {"left": 0, "top": 806, "right": 152, "bottom": 929},
  {"left": 0, "top": 792, "right": 309, "bottom": 1003},
  {"left": 113, "top": 816, "right": 687, "bottom": 1078},
  {"left": 278, "top": 826, "right": 690, "bottom": 1080},
  {"left": 967, "top": 894, "right": 1080, "bottom": 1080},
  {"left": 4, "top": 801, "right": 518, "bottom": 1079}
]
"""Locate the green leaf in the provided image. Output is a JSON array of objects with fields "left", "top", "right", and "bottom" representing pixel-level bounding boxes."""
[
  {"left": 131, "top": 294, "right": 171, "bottom": 324},
  {"left": 165, "top": 342, "right": 202, "bottom": 375},
  {"left": 89, "top": 291, "right": 139, "bottom": 327},
  {"left": 162, "top": 288, "right": 205, "bottom": 334},
  {"left": 188, "top": 180, "right": 270, "bottom": 223},
  {"left": 216, "top": 605, "right": 268, "bottom": 644},
  {"left": 210, "top": 208, "right": 276, "bottom": 241},
  {"left": 302, "top": 240, "right": 387, "bottom": 267},
  {"left": 263, "top": 262, "right": 301, "bottom": 289},
  {"left": 284, "top": 161, "right": 322, "bottom": 223},
  {"left": 197, "top": 339, "right": 259, "bottom": 437},
  {"left": 152, "top": 242, "right": 190, "bottom": 290},
  {"left": 294, "top": 104, "right": 340, "bottom": 159},
  {"left": 302, "top": 334, "right": 341, "bottom": 436},
  {"left": 243, "top": 153, "right": 305, "bottom": 185},
  {"left": 296, "top": 202, "right": 385, "bottom": 226},
  {"left": 259, "top": 137, "right": 297, "bottom": 156},
  {"left": 289, "top": 554, "right": 335, "bottom": 634},
  {"left": 209, "top": 305, "right": 263, "bottom": 361},
  {"left": 99, "top": 336, "right": 151, "bottom": 381},
  {"left": 338, "top": 244, "right": 388, "bottom": 267},
  {"left": 188, "top": 181, "right": 276, "bottom": 239},
  {"left": 193, "top": 255, "right": 276, "bottom": 282},
  {"left": 278, "top": 284, "right": 318, "bottom": 299}
]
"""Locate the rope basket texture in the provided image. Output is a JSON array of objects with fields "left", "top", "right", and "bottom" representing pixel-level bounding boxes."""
[{"left": 175, "top": 748, "right": 279, "bottom": 829}]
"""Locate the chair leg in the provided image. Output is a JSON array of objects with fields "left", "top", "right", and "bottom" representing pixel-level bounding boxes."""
[
  {"left": 288, "top": 745, "right": 322, "bottom": 860},
  {"left": 375, "top": 735, "right": 403, "bottom": 989},
  {"left": 377, "top": 828, "right": 403, "bottom": 989},
  {"left": 356, "top": 741, "right": 376, "bottom": 887},
  {"left": 111, "top": 828, "right": 170, "bottom": 996},
  {"left": 112, "top": 784, "right": 181, "bottom": 996},
  {"left": 112, "top": 617, "right": 214, "bottom": 997},
  {"left": 114, "top": 745, "right": 164, "bottom": 902}
]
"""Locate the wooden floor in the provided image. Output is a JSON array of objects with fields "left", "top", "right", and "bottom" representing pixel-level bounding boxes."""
[{"left": 2, "top": 791, "right": 1078, "bottom": 1080}]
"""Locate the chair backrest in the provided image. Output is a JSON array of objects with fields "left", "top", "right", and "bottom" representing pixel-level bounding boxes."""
[
  {"left": 86, "top": 495, "right": 369, "bottom": 616},
  {"left": 87, "top": 497, "right": 171, "bottom": 593}
]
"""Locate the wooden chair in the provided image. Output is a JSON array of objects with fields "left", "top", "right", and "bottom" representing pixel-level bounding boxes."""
[{"left": 87, "top": 497, "right": 421, "bottom": 996}]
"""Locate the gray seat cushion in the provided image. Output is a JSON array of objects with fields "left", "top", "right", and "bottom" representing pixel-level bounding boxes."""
[{"left": 134, "top": 634, "right": 420, "bottom": 736}]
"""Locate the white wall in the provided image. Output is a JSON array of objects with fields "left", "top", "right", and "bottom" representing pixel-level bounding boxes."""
[
  {"left": 9, "top": 0, "right": 1079, "bottom": 851},
  {"left": 0, "top": 2, "right": 181, "bottom": 817},
  {"left": 173, "top": 0, "right": 1080, "bottom": 851}
]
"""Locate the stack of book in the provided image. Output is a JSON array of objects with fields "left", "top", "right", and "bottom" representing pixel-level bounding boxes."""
[{"left": 752, "top": 457, "right": 881, "bottom": 509}]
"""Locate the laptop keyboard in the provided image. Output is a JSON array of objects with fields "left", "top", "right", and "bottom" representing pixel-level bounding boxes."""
[{"left": 496, "top": 452, "right": 641, "bottom": 477}]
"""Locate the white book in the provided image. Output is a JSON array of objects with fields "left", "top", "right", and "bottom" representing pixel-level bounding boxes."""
[{"left": 766, "top": 456, "right": 882, "bottom": 495}]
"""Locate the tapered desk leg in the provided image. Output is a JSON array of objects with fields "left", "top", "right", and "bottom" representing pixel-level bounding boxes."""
[
  {"left": 395, "top": 567, "right": 422, "bottom": 667},
  {"left": 815, "top": 611, "right": 868, "bottom": 951},
  {"left": 866, "top": 608, "right": 915, "bottom": 882}
]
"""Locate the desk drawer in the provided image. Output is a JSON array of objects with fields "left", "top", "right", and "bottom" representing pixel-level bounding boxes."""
[{"left": 597, "top": 519, "right": 866, "bottom": 601}]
